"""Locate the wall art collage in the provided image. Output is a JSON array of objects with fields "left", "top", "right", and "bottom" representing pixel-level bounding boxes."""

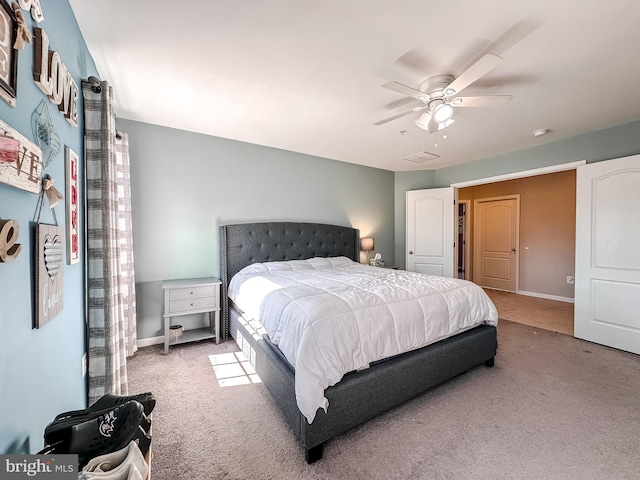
[{"left": 0, "top": 0, "right": 81, "bottom": 327}]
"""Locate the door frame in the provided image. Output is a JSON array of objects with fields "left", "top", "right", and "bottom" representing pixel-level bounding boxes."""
[
  {"left": 450, "top": 160, "right": 585, "bottom": 336},
  {"left": 451, "top": 161, "right": 585, "bottom": 188}
]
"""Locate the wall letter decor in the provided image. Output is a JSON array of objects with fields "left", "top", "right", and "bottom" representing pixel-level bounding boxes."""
[
  {"left": 0, "top": 218, "right": 21, "bottom": 262},
  {"left": 33, "top": 28, "right": 78, "bottom": 127},
  {"left": 0, "top": 118, "right": 43, "bottom": 193},
  {"left": 17, "top": 0, "right": 43, "bottom": 22},
  {"left": 65, "top": 147, "right": 79, "bottom": 264}
]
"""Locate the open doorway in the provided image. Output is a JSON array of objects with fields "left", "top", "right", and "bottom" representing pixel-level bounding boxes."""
[
  {"left": 454, "top": 164, "right": 578, "bottom": 335},
  {"left": 457, "top": 201, "right": 469, "bottom": 279}
]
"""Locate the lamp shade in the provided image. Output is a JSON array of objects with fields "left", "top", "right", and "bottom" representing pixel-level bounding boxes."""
[{"left": 361, "top": 237, "right": 374, "bottom": 252}]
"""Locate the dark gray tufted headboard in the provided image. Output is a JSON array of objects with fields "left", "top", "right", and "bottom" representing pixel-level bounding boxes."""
[{"left": 219, "top": 222, "right": 360, "bottom": 338}]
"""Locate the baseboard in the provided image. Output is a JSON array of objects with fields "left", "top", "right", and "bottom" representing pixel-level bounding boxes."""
[
  {"left": 137, "top": 336, "right": 164, "bottom": 348},
  {"left": 517, "top": 290, "right": 574, "bottom": 304}
]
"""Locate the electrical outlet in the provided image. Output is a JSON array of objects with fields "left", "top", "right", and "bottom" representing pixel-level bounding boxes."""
[
  {"left": 82, "top": 353, "right": 87, "bottom": 377},
  {"left": 567, "top": 276, "right": 575, "bottom": 285}
]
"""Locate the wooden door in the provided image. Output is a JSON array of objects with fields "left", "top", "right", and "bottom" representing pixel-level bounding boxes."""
[
  {"left": 473, "top": 196, "right": 519, "bottom": 291},
  {"left": 406, "top": 188, "right": 454, "bottom": 277},
  {"left": 575, "top": 155, "right": 640, "bottom": 354}
]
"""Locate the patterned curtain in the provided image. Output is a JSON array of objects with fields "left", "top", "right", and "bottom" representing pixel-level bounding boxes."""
[{"left": 82, "top": 80, "right": 137, "bottom": 403}]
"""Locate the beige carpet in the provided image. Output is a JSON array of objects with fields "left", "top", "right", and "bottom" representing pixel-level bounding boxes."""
[
  {"left": 128, "top": 320, "right": 640, "bottom": 480},
  {"left": 484, "top": 289, "right": 574, "bottom": 336}
]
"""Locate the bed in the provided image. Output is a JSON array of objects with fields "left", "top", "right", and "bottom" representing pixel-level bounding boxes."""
[{"left": 219, "top": 221, "right": 498, "bottom": 463}]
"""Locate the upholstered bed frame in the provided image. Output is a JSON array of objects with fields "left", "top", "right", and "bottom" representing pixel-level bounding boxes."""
[{"left": 219, "top": 222, "right": 497, "bottom": 463}]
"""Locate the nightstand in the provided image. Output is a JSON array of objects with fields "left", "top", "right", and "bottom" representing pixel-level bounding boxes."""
[{"left": 162, "top": 276, "right": 221, "bottom": 354}]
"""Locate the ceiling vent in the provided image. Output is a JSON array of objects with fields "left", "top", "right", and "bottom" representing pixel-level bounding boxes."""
[{"left": 402, "top": 151, "right": 440, "bottom": 163}]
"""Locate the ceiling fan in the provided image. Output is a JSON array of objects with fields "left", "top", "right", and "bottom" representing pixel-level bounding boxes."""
[{"left": 375, "top": 53, "right": 512, "bottom": 133}]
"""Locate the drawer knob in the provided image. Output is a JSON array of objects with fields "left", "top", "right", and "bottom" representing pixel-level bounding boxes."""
[
  {"left": 190, "top": 303, "right": 195, "bottom": 306},
  {"left": 190, "top": 291, "right": 195, "bottom": 295}
]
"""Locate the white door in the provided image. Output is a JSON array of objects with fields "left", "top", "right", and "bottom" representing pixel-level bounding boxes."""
[
  {"left": 575, "top": 154, "right": 640, "bottom": 354},
  {"left": 406, "top": 188, "right": 454, "bottom": 276},
  {"left": 473, "top": 196, "right": 519, "bottom": 291}
]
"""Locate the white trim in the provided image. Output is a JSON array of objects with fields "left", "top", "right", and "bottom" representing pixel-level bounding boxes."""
[
  {"left": 451, "top": 160, "right": 586, "bottom": 188},
  {"left": 137, "top": 335, "right": 164, "bottom": 348},
  {"left": 518, "top": 290, "right": 574, "bottom": 304}
]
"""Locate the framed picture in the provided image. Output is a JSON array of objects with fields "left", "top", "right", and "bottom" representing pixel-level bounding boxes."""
[
  {"left": 0, "top": 0, "right": 18, "bottom": 101},
  {"left": 65, "top": 147, "right": 80, "bottom": 264}
]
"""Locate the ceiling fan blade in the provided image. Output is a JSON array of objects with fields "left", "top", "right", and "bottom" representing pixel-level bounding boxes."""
[
  {"left": 374, "top": 106, "right": 425, "bottom": 125},
  {"left": 444, "top": 53, "right": 503, "bottom": 97},
  {"left": 382, "top": 81, "right": 429, "bottom": 101},
  {"left": 449, "top": 95, "right": 512, "bottom": 108}
]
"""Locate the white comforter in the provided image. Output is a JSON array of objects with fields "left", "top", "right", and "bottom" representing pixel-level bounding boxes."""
[{"left": 228, "top": 257, "right": 498, "bottom": 423}]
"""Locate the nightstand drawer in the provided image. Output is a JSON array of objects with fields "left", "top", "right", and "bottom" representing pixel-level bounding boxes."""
[
  {"left": 168, "top": 296, "right": 216, "bottom": 314},
  {"left": 169, "top": 285, "right": 216, "bottom": 301}
]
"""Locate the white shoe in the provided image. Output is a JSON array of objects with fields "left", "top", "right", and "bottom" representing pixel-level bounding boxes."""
[{"left": 79, "top": 441, "right": 148, "bottom": 480}]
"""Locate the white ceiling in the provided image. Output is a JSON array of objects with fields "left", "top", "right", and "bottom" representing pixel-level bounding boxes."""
[{"left": 68, "top": 0, "right": 640, "bottom": 172}]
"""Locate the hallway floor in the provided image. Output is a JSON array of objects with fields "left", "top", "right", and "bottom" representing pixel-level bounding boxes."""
[{"left": 483, "top": 289, "right": 574, "bottom": 336}]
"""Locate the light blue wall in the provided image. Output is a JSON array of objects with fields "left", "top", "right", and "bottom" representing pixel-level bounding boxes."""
[
  {"left": 0, "top": 2, "right": 98, "bottom": 454},
  {"left": 393, "top": 120, "right": 640, "bottom": 269},
  {"left": 117, "top": 119, "right": 395, "bottom": 340}
]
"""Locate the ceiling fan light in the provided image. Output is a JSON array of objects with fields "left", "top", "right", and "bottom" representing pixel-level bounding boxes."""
[
  {"left": 433, "top": 103, "right": 454, "bottom": 123},
  {"left": 414, "top": 112, "right": 432, "bottom": 130},
  {"left": 437, "top": 118, "right": 455, "bottom": 131}
]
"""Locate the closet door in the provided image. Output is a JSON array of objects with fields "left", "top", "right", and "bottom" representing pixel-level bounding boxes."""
[
  {"left": 406, "top": 188, "right": 454, "bottom": 277},
  {"left": 575, "top": 154, "right": 640, "bottom": 354}
]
